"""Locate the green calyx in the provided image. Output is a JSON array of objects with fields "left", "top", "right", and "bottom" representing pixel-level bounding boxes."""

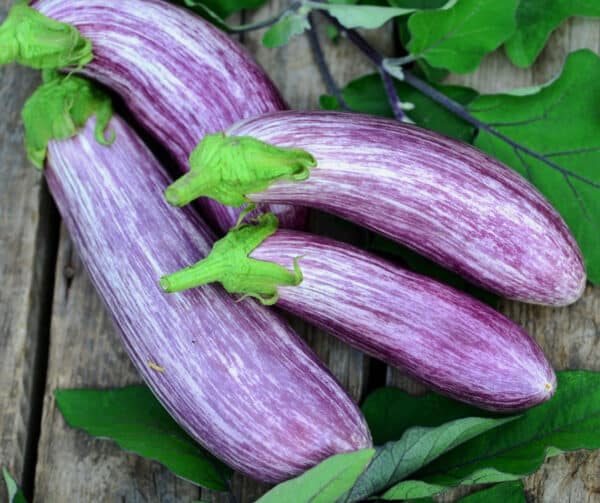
[
  {"left": 0, "top": 1, "right": 92, "bottom": 69},
  {"left": 160, "top": 213, "right": 303, "bottom": 305},
  {"left": 22, "top": 71, "right": 114, "bottom": 168},
  {"left": 165, "top": 132, "right": 316, "bottom": 207}
]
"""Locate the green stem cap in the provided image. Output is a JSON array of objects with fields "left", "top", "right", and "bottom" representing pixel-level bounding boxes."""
[
  {"left": 160, "top": 213, "right": 303, "bottom": 305},
  {"left": 164, "top": 132, "right": 316, "bottom": 207},
  {"left": 22, "top": 71, "right": 114, "bottom": 168},
  {"left": 0, "top": 1, "right": 92, "bottom": 69}
]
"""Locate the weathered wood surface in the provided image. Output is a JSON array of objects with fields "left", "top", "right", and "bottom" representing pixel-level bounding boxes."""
[
  {"left": 1, "top": 2, "right": 600, "bottom": 502},
  {"left": 32, "top": 229, "right": 200, "bottom": 502},
  {"left": 0, "top": 0, "right": 56, "bottom": 498}
]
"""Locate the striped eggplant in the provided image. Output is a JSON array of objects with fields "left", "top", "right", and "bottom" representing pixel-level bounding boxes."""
[
  {"left": 1, "top": 0, "right": 304, "bottom": 232},
  {"left": 22, "top": 77, "right": 371, "bottom": 483},
  {"left": 161, "top": 214, "right": 556, "bottom": 411},
  {"left": 165, "top": 111, "right": 586, "bottom": 306}
]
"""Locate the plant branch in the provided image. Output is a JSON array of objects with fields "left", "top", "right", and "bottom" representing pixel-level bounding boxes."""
[
  {"left": 203, "top": 1, "right": 302, "bottom": 34},
  {"left": 306, "top": 13, "right": 350, "bottom": 111},
  {"left": 380, "top": 67, "right": 405, "bottom": 121},
  {"left": 321, "top": 11, "right": 600, "bottom": 190}
]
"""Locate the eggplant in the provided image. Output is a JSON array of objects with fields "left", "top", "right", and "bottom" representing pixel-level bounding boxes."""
[
  {"left": 1, "top": 0, "right": 304, "bottom": 231},
  {"left": 23, "top": 77, "right": 371, "bottom": 483},
  {"left": 161, "top": 214, "right": 556, "bottom": 412},
  {"left": 165, "top": 111, "right": 586, "bottom": 306}
]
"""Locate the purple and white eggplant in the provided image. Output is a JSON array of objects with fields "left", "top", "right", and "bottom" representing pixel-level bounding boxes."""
[
  {"left": 1, "top": 0, "right": 304, "bottom": 231},
  {"left": 161, "top": 214, "right": 556, "bottom": 412},
  {"left": 165, "top": 111, "right": 586, "bottom": 306},
  {"left": 22, "top": 77, "right": 371, "bottom": 483}
]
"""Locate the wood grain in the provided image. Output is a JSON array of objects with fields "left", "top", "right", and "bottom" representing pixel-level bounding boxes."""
[
  {"left": 0, "top": 2, "right": 597, "bottom": 502},
  {"left": 0, "top": 1, "right": 57, "bottom": 499}
]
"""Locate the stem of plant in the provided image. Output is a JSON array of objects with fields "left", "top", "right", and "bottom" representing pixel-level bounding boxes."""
[
  {"left": 380, "top": 67, "right": 405, "bottom": 121},
  {"left": 224, "top": 1, "right": 302, "bottom": 33},
  {"left": 306, "top": 13, "right": 350, "bottom": 111},
  {"left": 321, "top": 11, "right": 600, "bottom": 190}
]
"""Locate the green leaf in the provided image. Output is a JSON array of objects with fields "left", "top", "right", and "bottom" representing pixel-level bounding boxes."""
[
  {"left": 376, "top": 371, "right": 600, "bottom": 499},
  {"left": 505, "top": 0, "right": 600, "bottom": 67},
  {"left": 407, "top": 0, "right": 519, "bottom": 73},
  {"left": 262, "top": 11, "right": 310, "bottom": 48},
  {"left": 389, "top": 0, "right": 448, "bottom": 7},
  {"left": 469, "top": 49, "right": 600, "bottom": 284},
  {"left": 256, "top": 449, "right": 375, "bottom": 503},
  {"left": 362, "top": 387, "right": 497, "bottom": 446},
  {"left": 55, "top": 386, "right": 232, "bottom": 491},
  {"left": 171, "top": 0, "right": 267, "bottom": 19},
  {"left": 458, "top": 481, "right": 526, "bottom": 502},
  {"left": 309, "top": 2, "right": 420, "bottom": 29},
  {"left": 319, "top": 73, "right": 478, "bottom": 141},
  {"left": 2, "top": 469, "right": 27, "bottom": 503},
  {"left": 341, "top": 416, "right": 515, "bottom": 502}
]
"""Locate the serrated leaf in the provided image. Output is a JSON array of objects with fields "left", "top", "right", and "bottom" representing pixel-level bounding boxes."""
[
  {"left": 2, "top": 469, "right": 27, "bottom": 503},
  {"left": 469, "top": 49, "right": 600, "bottom": 284},
  {"left": 373, "top": 371, "right": 600, "bottom": 500},
  {"left": 257, "top": 449, "right": 375, "bottom": 503},
  {"left": 340, "top": 416, "right": 515, "bottom": 502},
  {"left": 55, "top": 386, "right": 232, "bottom": 491},
  {"left": 458, "top": 481, "right": 525, "bottom": 502},
  {"left": 407, "top": 0, "right": 519, "bottom": 73},
  {"left": 262, "top": 11, "right": 310, "bottom": 48},
  {"left": 319, "top": 73, "right": 478, "bottom": 141},
  {"left": 505, "top": 0, "right": 600, "bottom": 68}
]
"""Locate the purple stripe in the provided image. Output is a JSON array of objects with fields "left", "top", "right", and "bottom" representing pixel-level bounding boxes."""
[
  {"left": 228, "top": 111, "right": 586, "bottom": 306},
  {"left": 45, "top": 115, "right": 371, "bottom": 483}
]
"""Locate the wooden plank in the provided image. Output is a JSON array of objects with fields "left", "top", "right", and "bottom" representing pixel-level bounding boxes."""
[
  {"left": 33, "top": 229, "right": 200, "bottom": 502},
  {"left": 0, "top": 0, "right": 57, "bottom": 497}
]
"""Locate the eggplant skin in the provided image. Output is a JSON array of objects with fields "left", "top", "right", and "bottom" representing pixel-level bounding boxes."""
[
  {"left": 31, "top": 0, "right": 304, "bottom": 232},
  {"left": 44, "top": 115, "right": 371, "bottom": 483},
  {"left": 229, "top": 111, "right": 586, "bottom": 306},
  {"left": 252, "top": 231, "right": 557, "bottom": 412}
]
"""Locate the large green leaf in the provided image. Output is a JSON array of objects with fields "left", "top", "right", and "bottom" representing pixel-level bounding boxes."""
[
  {"left": 372, "top": 371, "right": 600, "bottom": 500},
  {"left": 389, "top": 0, "right": 448, "bottom": 8},
  {"left": 469, "top": 49, "right": 600, "bottom": 284},
  {"left": 458, "top": 481, "right": 526, "bottom": 503},
  {"left": 340, "top": 416, "right": 515, "bottom": 502},
  {"left": 171, "top": 0, "right": 267, "bottom": 19},
  {"left": 311, "top": 1, "right": 420, "bottom": 29},
  {"left": 263, "top": 1, "right": 454, "bottom": 48},
  {"left": 407, "top": 0, "right": 519, "bottom": 73},
  {"left": 55, "top": 386, "right": 232, "bottom": 491},
  {"left": 257, "top": 416, "right": 509, "bottom": 503},
  {"left": 262, "top": 10, "right": 311, "bottom": 48},
  {"left": 362, "top": 387, "right": 496, "bottom": 446},
  {"left": 505, "top": 0, "right": 600, "bottom": 68},
  {"left": 2, "top": 469, "right": 27, "bottom": 503},
  {"left": 256, "top": 449, "right": 375, "bottom": 503},
  {"left": 319, "top": 73, "right": 478, "bottom": 141}
]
